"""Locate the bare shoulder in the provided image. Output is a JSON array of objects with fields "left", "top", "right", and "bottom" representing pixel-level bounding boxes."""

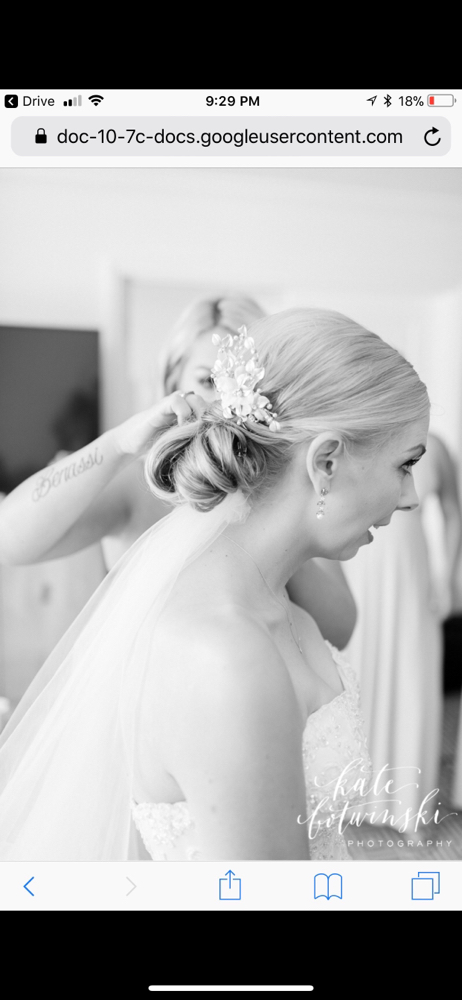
[
  {"left": 102, "top": 457, "right": 142, "bottom": 509},
  {"left": 431, "top": 435, "right": 456, "bottom": 476},
  {"left": 423, "top": 434, "right": 459, "bottom": 501},
  {"left": 427, "top": 433, "right": 448, "bottom": 461},
  {"left": 115, "top": 458, "right": 169, "bottom": 530},
  {"left": 153, "top": 605, "right": 310, "bottom": 860},
  {"left": 155, "top": 606, "right": 303, "bottom": 749},
  {"left": 160, "top": 606, "right": 295, "bottom": 695},
  {"left": 98, "top": 459, "right": 165, "bottom": 547}
]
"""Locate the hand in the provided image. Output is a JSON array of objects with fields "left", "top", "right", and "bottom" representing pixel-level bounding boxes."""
[{"left": 112, "top": 392, "right": 207, "bottom": 458}]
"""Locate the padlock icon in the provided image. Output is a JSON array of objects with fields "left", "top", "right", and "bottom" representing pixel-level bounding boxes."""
[{"left": 35, "top": 128, "right": 47, "bottom": 144}]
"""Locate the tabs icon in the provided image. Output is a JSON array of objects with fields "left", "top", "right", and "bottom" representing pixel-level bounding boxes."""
[{"left": 411, "top": 871, "right": 440, "bottom": 900}]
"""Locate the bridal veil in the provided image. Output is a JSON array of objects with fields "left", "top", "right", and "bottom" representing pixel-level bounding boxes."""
[{"left": 0, "top": 491, "right": 249, "bottom": 859}]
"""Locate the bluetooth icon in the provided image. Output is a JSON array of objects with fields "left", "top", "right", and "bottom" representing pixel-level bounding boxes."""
[{"left": 384, "top": 95, "right": 392, "bottom": 107}]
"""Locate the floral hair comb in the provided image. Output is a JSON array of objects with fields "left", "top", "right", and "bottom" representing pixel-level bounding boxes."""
[{"left": 210, "top": 325, "right": 281, "bottom": 432}]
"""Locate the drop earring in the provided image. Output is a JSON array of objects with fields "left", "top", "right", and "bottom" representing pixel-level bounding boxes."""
[{"left": 316, "top": 487, "right": 328, "bottom": 519}]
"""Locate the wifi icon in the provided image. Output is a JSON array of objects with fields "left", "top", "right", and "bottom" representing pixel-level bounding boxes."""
[{"left": 89, "top": 94, "right": 104, "bottom": 106}]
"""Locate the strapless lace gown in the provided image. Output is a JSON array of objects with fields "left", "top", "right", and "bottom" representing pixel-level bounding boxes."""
[{"left": 131, "top": 641, "right": 372, "bottom": 861}]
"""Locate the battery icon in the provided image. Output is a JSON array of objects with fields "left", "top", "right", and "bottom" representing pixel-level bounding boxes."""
[{"left": 427, "top": 94, "right": 454, "bottom": 106}]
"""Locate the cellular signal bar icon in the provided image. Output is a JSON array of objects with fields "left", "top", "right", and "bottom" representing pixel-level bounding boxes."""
[{"left": 63, "top": 96, "right": 82, "bottom": 106}]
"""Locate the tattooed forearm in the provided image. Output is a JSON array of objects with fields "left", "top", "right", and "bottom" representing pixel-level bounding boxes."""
[{"left": 31, "top": 448, "right": 103, "bottom": 501}]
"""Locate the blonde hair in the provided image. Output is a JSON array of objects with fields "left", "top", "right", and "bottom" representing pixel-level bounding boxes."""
[
  {"left": 146, "top": 308, "right": 430, "bottom": 512},
  {"left": 160, "top": 295, "right": 265, "bottom": 396}
]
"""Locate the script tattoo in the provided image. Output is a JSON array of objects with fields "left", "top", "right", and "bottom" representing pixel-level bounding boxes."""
[{"left": 31, "top": 448, "right": 103, "bottom": 501}]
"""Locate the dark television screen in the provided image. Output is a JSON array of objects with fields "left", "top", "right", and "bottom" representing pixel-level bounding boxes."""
[{"left": 0, "top": 326, "right": 99, "bottom": 494}]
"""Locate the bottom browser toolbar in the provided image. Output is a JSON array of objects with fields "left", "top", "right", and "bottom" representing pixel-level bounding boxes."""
[{"left": 0, "top": 861, "right": 459, "bottom": 910}]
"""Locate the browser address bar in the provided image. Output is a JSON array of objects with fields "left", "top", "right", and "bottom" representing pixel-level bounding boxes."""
[{"left": 11, "top": 116, "right": 450, "bottom": 156}]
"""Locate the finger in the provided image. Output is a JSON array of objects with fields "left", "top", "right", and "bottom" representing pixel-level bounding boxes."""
[
  {"left": 156, "top": 392, "right": 190, "bottom": 422},
  {"left": 183, "top": 393, "right": 207, "bottom": 419},
  {"left": 168, "top": 392, "right": 205, "bottom": 426}
]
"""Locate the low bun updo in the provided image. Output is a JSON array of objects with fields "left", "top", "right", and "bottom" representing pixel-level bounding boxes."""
[
  {"left": 145, "top": 308, "right": 430, "bottom": 513},
  {"left": 144, "top": 403, "right": 285, "bottom": 513}
]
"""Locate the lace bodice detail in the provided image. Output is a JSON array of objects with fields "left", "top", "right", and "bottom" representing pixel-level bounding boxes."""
[{"left": 131, "top": 640, "right": 372, "bottom": 861}]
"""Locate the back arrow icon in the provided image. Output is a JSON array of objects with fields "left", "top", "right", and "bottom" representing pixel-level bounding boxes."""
[
  {"left": 24, "top": 877, "right": 34, "bottom": 896},
  {"left": 424, "top": 128, "right": 441, "bottom": 146}
]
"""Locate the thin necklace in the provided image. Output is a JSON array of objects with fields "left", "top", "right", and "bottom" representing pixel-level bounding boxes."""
[{"left": 224, "top": 535, "right": 304, "bottom": 655}]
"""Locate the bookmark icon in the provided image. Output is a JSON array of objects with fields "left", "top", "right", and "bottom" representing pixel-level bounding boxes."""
[{"left": 314, "top": 873, "right": 343, "bottom": 900}]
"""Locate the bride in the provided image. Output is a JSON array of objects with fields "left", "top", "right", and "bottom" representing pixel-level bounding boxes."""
[{"left": 0, "top": 308, "right": 429, "bottom": 861}]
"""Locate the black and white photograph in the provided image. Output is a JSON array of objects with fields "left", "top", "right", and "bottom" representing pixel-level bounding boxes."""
[{"left": 0, "top": 167, "right": 462, "bottom": 862}]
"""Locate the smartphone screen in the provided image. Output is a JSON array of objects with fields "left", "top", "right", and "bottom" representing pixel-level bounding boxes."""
[{"left": 0, "top": 87, "right": 460, "bottom": 991}]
